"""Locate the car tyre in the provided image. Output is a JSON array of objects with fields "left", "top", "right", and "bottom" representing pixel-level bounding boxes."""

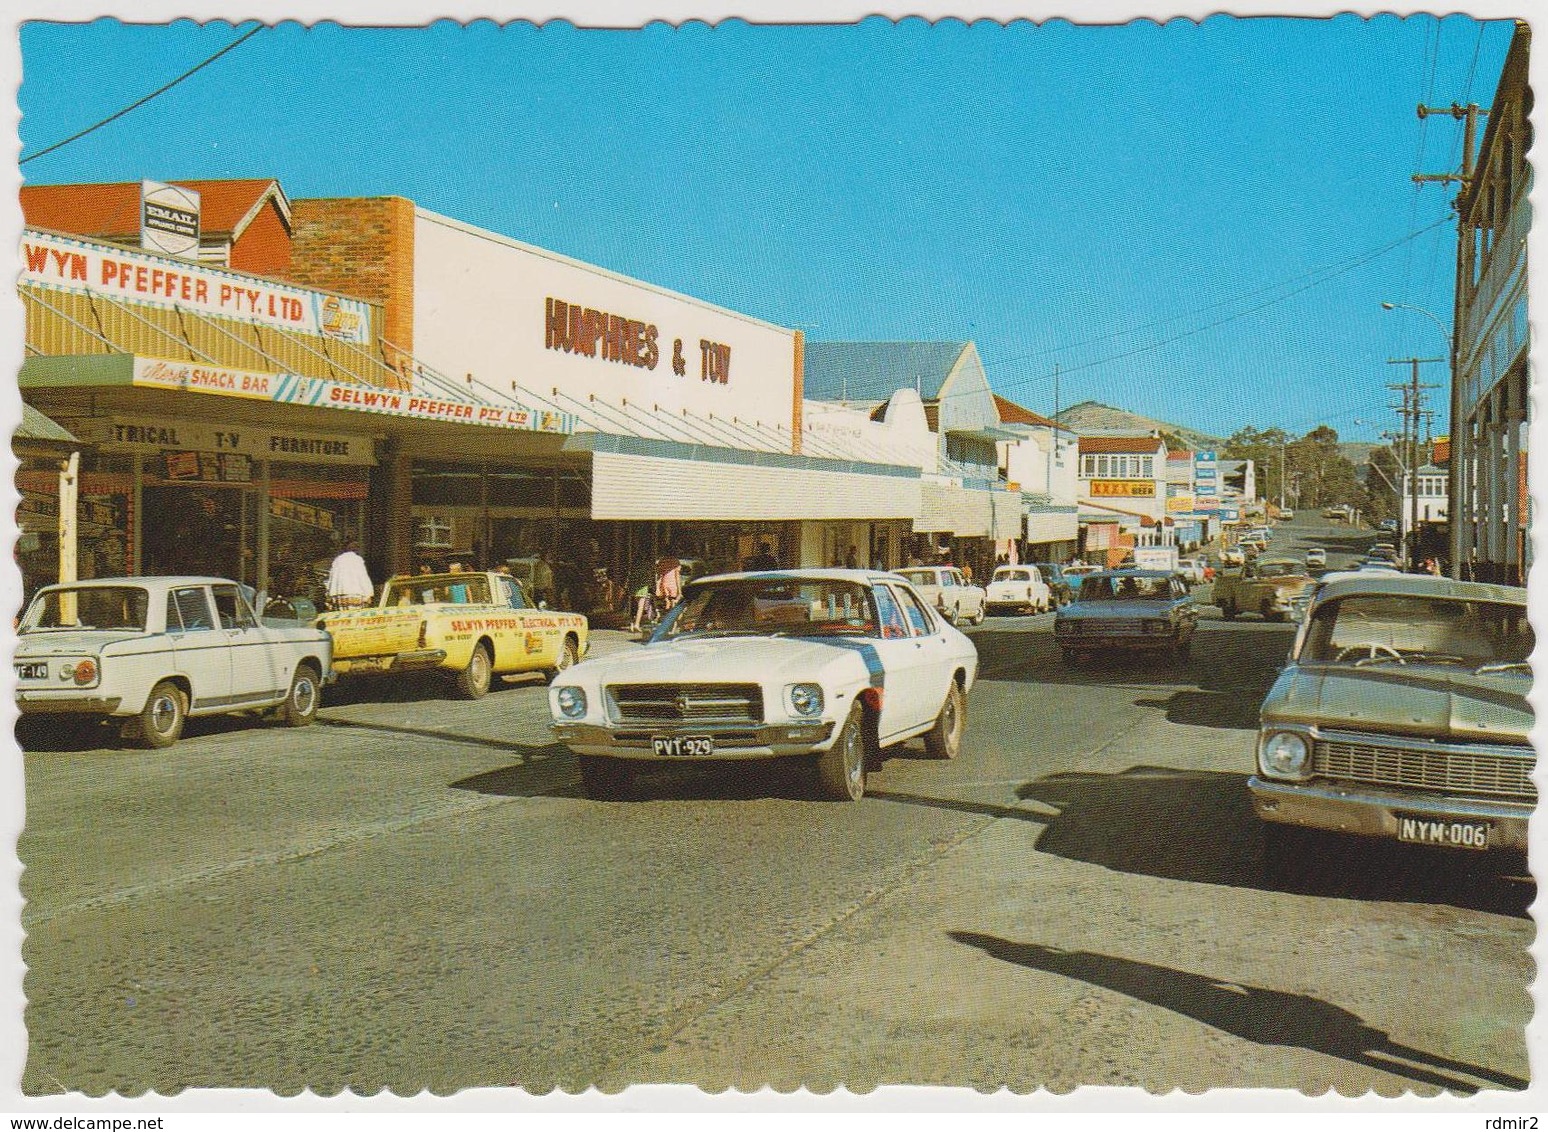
[
  {"left": 280, "top": 663, "right": 321, "bottom": 727},
  {"left": 544, "top": 635, "right": 580, "bottom": 684},
  {"left": 1221, "top": 601, "right": 1237, "bottom": 621},
  {"left": 923, "top": 680, "right": 966, "bottom": 760},
  {"left": 578, "top": 755, "right": 634, "bottom": 801},
  {"left": 815, "top": 702, "right": 868, "bottom": 801},
  {"left": 453, "top": 642, "right": 493, "bottom": 700},
  {"left": 136, "top": 680, "right": 187, "bottom": 749},
  {"left": 971, "top": 603, "right": 986, "bottom": 626}
]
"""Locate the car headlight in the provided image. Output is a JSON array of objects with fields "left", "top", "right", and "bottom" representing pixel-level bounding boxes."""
[
  {"left": 787, "top": 683, "right": 824, "bottom": 717},
  {"left": 555, "top": 686, "right": 587, "bottom": 719},
  {"left": 1260, "top": 730, "right": 1310, "bottom": 778}
]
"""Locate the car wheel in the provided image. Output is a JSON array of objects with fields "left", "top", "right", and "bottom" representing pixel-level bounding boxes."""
[
  {"left": 280, "top": 663, "right": 320, "bottom": 727},
  {"left": 1221, "top": 601, "right": 1237, "bottom": 621},
  {"left": 453, "top": 643, "right": 493, "bottom": 700},
  {"left": 971, "top": 603, "right": 986, "bottom": 626},
  {"left": 136, "top": 680, "right": 187, "bottom": 749},
  {"left": 815, "top": 702, "right": 867, "bottom": 801},
  {"left": 544, "top": 635, "right": 579, "bottom": 684},
  {"left": 577, "top": 755, "right": 634, "bottom": 801},
  {"left": 923, "top": 680, "right": 966, "bottom": 760}
]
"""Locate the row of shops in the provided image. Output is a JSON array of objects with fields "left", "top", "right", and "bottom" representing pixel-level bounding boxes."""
[{"left": 18, "top": 177, "right": 1081, "bottom": 622}]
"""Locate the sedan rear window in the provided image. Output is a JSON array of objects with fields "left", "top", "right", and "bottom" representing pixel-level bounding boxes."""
[
  {"left": 23, "top": 586, "right": 149, "bottom": 632},
  {"left": 1079, "top": 576, "right": 1171, "bottom": 601}
]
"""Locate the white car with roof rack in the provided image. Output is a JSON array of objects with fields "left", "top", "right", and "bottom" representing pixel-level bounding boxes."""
[{"left": 549, "top": 568, "right": 978, "bottom": 802}]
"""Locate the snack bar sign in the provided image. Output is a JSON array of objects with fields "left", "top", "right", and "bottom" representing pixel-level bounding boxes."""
[
  {"left": 22, "top": 228, "right": 373, "bottom": 346},
  {"left": 130, "top": 357, "right": 573, "bottom": 435},
  {"left": 141, "top": 181, "right": 200, "bottom": 260}
]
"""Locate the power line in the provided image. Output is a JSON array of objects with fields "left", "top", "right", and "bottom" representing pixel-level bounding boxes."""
[
  {"left": 21, "top": 24, "right": 264, "bottom": 166},
  {"left": 978, "top": 215, "right": 1451, "bottom": 401}
]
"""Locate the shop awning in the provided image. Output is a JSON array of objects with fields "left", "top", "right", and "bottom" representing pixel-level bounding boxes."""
[
  {"left": 1023, "top": 507, "right": 1078, "bottom": 544},
  {"left": 572, "top": 433, "right": 921, "bottom": 522}
]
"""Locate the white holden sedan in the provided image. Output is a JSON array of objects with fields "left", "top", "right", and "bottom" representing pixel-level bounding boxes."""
[
  {"left": 550, "top": 569, "right": 979, "bottom": 802},
  {"left": 984, "top": 564, "right": 1052, "bottom": 614}
]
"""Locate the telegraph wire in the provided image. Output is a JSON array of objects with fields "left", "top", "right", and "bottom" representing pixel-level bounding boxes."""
[{"left": 21, "top": 23, "right": 264, "bottom": 166}]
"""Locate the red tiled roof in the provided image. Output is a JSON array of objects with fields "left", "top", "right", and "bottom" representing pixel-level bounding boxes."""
[
  {"left": 1078, "top": 435, "right": 1165, "bottom": 455},
  {"left": 992, "top": 394, "right": 1067, "bottom": 430},
  {"left": 1432, "top": 437, "right": 1451, "bottom": 465},
  {"left": 21, "top": 178, "right": 285, "bottom": 239}
]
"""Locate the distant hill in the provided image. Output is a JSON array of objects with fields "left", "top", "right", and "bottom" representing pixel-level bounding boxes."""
[
  {"left": 1054, "top": 401, "right": 1225, "bottom": 452},
  {"left": 1338, "top": 441, "right": 1379, "bottom": 468}
]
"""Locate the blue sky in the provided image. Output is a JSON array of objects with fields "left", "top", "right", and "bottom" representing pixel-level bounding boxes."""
[{"left": 17, "top": 15, "right": 1514, "bottom": 442}]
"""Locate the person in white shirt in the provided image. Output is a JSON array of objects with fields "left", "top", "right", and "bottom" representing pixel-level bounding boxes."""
[{"left": 326, "top": 539, "right": 375, "bottom": 609}]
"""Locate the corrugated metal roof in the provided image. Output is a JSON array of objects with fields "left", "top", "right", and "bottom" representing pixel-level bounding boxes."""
[{"left": 803, "top": 341, "right": 969, "bottom": 403}]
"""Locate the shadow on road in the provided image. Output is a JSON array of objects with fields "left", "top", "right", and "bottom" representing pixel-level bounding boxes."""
[
  {"left": 874, "top": 766, "right": 1532, "bottom": 916},
  {"left": 449, "top": 744, "right": 823, "bottom": 802},
  {"left": 946, "top": 932, "right": 1526, "bottom": 1095}
]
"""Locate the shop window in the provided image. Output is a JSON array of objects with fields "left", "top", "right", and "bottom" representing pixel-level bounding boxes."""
[{"left": 417, "top": 515, "right": 453, "bottom": 549}]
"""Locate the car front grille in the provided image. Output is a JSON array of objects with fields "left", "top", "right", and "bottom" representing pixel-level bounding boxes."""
[
  {"left": 1312, "top": 734, "right": 1537, "bottom": 803},
  {"left": 607, "top": 683, "right": 764, "bottom": 726},
  {"left": 1069, "top": 618, "right": 1145, "bottom": 635}
]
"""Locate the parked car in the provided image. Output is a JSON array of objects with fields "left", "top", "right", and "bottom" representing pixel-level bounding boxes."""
[
  {"left": 1032, "top": 563, "right": 1076, "bottom": 609},
  {"left": 549, "top": 569, "right": 979, "bottom": 801},
  {"left": 1054, "top": 569, "right": 1199, "bottom": 664},
  {"left": 1379, "top": 518, "right": 1400, "bottom": 533},
  {"left": 984, "top": 564, "right": 1052, "bottom": 615},
  {"left": 319, "top": 570, "right": 588, "bottom": 698},
  {"left": 1251, "top": 573, "right": 1533, "bottom": 867},
  {"left": 1176, "top": 557, "right": 1207, "bottom": 586},
  {"left": 1061, "top": 563, "right": 1105, "bottom": 584},
  {"left": 894, "top": 566, "right": 988, "bottom": 626},
  {"left": 1368, "top": 543, "right": 1400, "bottom": 564},
  {"left": 1278, "top": 509, "right": 1295, "bottom": 521},
  {"left": 1219, "top": 546, "right": 1245, "bottom": 568},
  {"left": 1213, "top": 557, "right": 1317, "bottom": 622},
  {"left": 15, "top": 576, "right": 333, "bottom": 748},
  {"left": 1304, "top": 548, "right": 1327, "bottom": 569}
]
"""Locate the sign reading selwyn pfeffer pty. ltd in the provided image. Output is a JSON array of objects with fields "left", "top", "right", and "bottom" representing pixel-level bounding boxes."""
[{"left": 141, "top": 181, "right": 201, "bottom": 260}]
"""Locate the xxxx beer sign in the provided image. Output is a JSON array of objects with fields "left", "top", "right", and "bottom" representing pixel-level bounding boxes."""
[{"left": 1089, "top": 480, "right": 1156, "bottom": 498}]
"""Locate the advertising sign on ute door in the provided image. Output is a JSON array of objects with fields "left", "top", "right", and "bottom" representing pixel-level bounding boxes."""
[{"left": 141, "top": 181, "right": 200, "bottom": 260}]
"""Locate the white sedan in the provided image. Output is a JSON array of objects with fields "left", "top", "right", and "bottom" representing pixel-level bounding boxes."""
[
  {"left": 985, "top": 565, "right": 1052, "bottom": 614},
  {"left": 15, "top": 576, "right": 333, "bottom": 748},
  {"left": 893, "top": 565, "right": 988, "bottom": 625},
  {"left": 550, "top": 569, "right": 979, "bottom": 801}
]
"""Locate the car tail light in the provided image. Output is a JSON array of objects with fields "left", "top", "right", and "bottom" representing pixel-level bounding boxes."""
[{"left": 72, "top": 658, "right": 97, "bottom": 685}]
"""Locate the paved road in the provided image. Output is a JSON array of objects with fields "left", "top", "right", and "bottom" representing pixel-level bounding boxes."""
[{"left": 15, "top": 578, "right": 1533, "bottom": 1097}]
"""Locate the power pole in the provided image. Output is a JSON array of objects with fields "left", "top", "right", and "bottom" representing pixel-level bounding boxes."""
[
  {"left": 1412, "top": 100, "right": 1485, "bottom": 578},
  {"left": 1387, "top": 356, "right": 1444, "bottom": 568}
]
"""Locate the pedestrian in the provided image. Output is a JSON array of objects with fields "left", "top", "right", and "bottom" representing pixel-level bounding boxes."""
[
  {"left": 325, "top": 539, "right": 374, "bottom": 610},
  {"left": 843, "top": 545, "right": 859, "bottom": 570},
  {"left": 746, "top": 542, "right": 778, "bottom": 571}
]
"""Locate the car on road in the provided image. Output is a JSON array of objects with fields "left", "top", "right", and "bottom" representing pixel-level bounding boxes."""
[
  {"left": 894, "top": 565, "right": 988, "bottom": 626},
  {"left": 1219, "top": 546, "right": 1245, "bottom": 568},
  {"left": 1278, "top": 509, "right": 1295, "bottom": 521},
  {"left": 319, "top": 570, "right": 588, "bottom": 698},
  {"left": 1304, "top": 548, "right": 1327, "bottom": 569},
  {"left": 1379, "top": 517, "right": 1400, "bottom": 533},
  {"left": 1032, "top": 562, "right": 1077, "bottom": 609},
  {"left": 1251, "top": 573, "right": 1533, "bottom": 865},
  {"left": 1176, "top": 557, "right": 1207, "bottom": 586},
  {"left": 549, "top": 569, "right": 979, "bottom": 801},
  {"left": 1213, "top": 557, "right": 1317, "bottom": 622},
  {"left": 1061, "top": 564, "right": 1105, "bottom": 584},
  {"left": 1054, "top": 569, "right": 1199, "bottom": 664},
  {"left": 15, "top": 576, "right": 333, "bottom": 748},
  {"left": 1368, "top": 543, "right": 1400, "bottom": 565},
  {"left": 984, "top": 564, "right": 1052, "bottom": 615}
]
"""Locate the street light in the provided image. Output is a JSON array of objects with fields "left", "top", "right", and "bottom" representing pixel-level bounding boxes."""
[{"left": 1381, "top": 301, "right": 1455, "bottom": 572}]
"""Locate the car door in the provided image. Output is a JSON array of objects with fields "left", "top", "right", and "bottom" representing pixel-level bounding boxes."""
[
  {"left": 892, "top": 583, "right": 957, "bottom": 732},
  {"left": 499, "top": 575, "right": 551, "bottom": 671},
  {"left": 867, "top": 582, "right": 934, "bottom": 740},
  {"left": 167, "top": 585, "right": 231, "bottom": 711},
  {"left": 213, "top": 583, "right": 286, "bottom": 704}
]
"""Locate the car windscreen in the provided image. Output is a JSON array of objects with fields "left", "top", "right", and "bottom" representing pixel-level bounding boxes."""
[
  {"left": 662, "top": 579, "right": 876, "bottom": 639},
  {"left": 1078, "top": 576, "right": 1171, "bottom": 601},
  {"left": 1256, "top": 562, "right": 1303, "bottom": 578},
  {"left": 993, "top": 569, "right": 1032, "bottom": 582},
  {"left": 23, "top": 586, "right": 149, "bottom": 632},
  {"left": 384, "top": 576, "right": 492, "bottom": 606},
  {"left": 1301, "top": 594, "right": 1532, "bottom": 671}
]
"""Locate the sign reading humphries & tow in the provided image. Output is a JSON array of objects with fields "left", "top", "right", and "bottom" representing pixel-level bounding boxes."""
[
  {"left": 129, "top": 357, "right": 573, "bottom": 434},
  {"left": 21, "top": 228, "right": 373, "bottom": 346}
]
